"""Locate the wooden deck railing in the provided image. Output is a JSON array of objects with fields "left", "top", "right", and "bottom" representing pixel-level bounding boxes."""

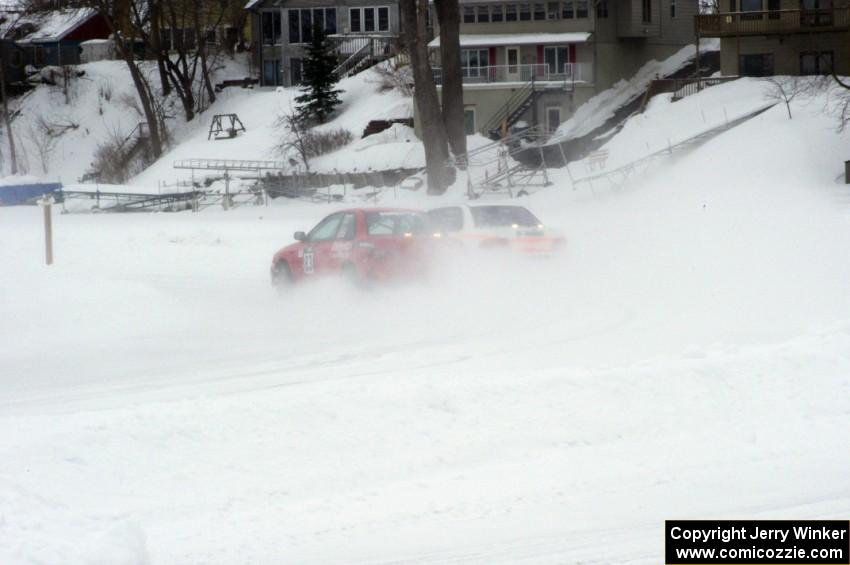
[
  {"left": 696, "top": 8, "right": 850, "bottom": 36},
  {"left": 639, "top": 76, "right": 738, "bottom": 113}
]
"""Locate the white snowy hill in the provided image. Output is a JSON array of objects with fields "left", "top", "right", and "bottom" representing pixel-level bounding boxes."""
[{"left": 2, "top": 77, "right": 850, "bottom": 564}]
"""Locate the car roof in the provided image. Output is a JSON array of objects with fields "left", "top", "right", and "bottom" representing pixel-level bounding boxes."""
[{"left": 336, "top": 207, "right": 424, "bottom": 214}]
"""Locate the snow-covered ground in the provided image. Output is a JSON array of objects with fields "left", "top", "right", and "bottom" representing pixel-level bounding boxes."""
[
  {"left": 553, "top": 39, "right": 720, "bottom": 142},
  {"left": 2, "top": 80, "right": 850, "bottom": 564},
  {"left": 132, "top": 67, "right": 418, "bottom": 189}
]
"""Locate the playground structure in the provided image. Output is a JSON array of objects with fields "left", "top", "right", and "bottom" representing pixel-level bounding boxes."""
[{"left": 208, "top": 114, "right": 246, "bottom": 140}]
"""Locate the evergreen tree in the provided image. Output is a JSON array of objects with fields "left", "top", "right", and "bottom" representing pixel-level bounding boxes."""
[{"left": 295, "top": 23, "right": 343, "bottom": 124}]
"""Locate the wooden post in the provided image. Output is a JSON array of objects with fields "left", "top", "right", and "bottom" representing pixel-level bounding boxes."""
[{"left": 40, "top": 196, "right": 53, "bottom": 266}]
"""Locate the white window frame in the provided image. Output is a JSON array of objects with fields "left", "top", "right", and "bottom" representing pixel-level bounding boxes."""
[
  {"left": 543, "top": 45, "right": 569, "bottom": 75},
  {"left": 349, "top": 6, "right": 391, "bottom": 33}
]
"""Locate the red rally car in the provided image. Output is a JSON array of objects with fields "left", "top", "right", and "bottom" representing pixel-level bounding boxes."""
[{"left": 271, "top": 208, "right": 433, "bottom": 287}]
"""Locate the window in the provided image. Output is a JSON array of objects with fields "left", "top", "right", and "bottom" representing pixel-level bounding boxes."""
[
  {"left": 365, "top": 212, "right": 427, "bottom": 236},
  {"left": 544, "top": 45, "right": 568, "bottom": 75},
  {"left": 800, "top": 51, "right": 833, "bottom": 75},
  {"left": 263, "top": 59, "right": 280, "bottom": 85},
  {"left": 309, "top": 214, "right": 344, "bottom": 241},
  {"left": 9, "top": 49, "right": 22, "bottom": 68},
  {"left": 563, "top": 0, "right": 574, "bottom": 18},
  {"left": 349, "top": 7, "right": 390, "bottom": 32},
  {"left": 547, "top": 1, "right": 561, "bottom": 18},
  {"left": 337, "top": 213, "right": 357, "bottom": 240},
  {"left": 290, "top": 57, "right": 302, "bottom": 84},
  {"left": 740, "top": 0, "right": 760, "bottom": 10},
  {"left": 533, "top": 2, "right": 546, "bottom": 19},
  {"left": 506, "top": 3, "right": 518, "bottom": 20},
  {"left": 577, "top": 0, "right": 588, "bottom": 17},
  {"left": 464, "top": 108, "right": 476, "bottom": 135},
  {"left": 428, "top": 208, "right": 464, "bottom": 232},
  {"left": 519, "top": 2, "right": 531, "bottom": 20},
  {"left": 546, "top": 107, "right": 561, "bottom": 132},
  {"left": 738, "top": 53, "right": 774, "bottom": 76},
  {"left": 461, "top": 48, "right": 490, "bottom": 77},
  {"left": 478, "top": 5, "right": 491, "bottom": 22},
  {"left": 470, "top": 206, "right": 541, "bottom": 228},
  {"left": 204, "top": 28, "right": 217, "bottom": 46},
  {"left": 326, "top": 8, "right": 338, "bottom": 34},
  {"left": 670, "top": 0, "right": 676, "bottom": 17},
  {"left": 597, "top": 0, "right": 609, "bottom": 17},
  {"left": 262, "top": 12, "right": 282, "bottom": 45},
  {"left": 464, "top": 5, "right": 476, "bottom": 22},
  {"left": 289, "top": 8, "right": 336, "bottom": 43},
  {"left": 491, "top": 4, "right": 504, "bottom": 21},
  {"left": 642, "top": 0, "right": 651, "bottom": 22},
  {"left": 767, "top": 0, "right": 779, "bottom": 18}
]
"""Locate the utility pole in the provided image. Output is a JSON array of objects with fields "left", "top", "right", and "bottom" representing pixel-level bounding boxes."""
[{"left": 39, "top": 195, "right": 54, "bottom": 266}]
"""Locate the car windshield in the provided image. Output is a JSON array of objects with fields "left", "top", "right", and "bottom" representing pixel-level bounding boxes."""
[
  {"left": 470, "top": 206, "right": 541, "bottom": 228},
  {"left": 365, "top": 211, "right": 429, "bottom": 236}
]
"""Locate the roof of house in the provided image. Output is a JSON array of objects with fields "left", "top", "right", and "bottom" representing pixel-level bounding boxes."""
[
  {"left": 428, "top": 32, "right": 592, "bottom": 48},
  {"left": 3, "top": 8, "right": 99, "bottom": 43}
]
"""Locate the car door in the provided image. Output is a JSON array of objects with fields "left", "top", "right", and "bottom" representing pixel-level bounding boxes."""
[
  {"left": 323, "top": 212, "right": 357, "bottom": 271},
  {"left": 302, "top": 213, "right": 344, "bottom": 276}
]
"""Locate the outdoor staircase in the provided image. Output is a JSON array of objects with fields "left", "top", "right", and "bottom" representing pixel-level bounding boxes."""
[
  {"left": 330, "top": 35, "right": 398, "bottom": 79},
  {"left": 482, "top": 78, "right": 545, "bottom": 140}
]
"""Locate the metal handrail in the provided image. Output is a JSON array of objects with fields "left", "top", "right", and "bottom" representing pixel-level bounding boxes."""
[{"left": 432, "top": 62, "right": 592, "bottom": 85}]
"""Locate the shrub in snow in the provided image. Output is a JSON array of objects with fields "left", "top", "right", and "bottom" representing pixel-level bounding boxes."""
[{"left": 303, "top": 128, "right": 353, "bottom": 159}]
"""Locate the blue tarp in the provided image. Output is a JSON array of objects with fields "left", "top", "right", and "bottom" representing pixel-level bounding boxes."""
[{"left": 0, "top": 183, "right": 62, "bottom": 206}]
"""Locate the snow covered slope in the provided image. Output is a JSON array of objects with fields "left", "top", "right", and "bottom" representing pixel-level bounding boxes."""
[
  {"left": 132, "top": 68, "right": 417, "bottom": 188},
  {"left": 2, "top": 79, "right": 850, "bottom": 564}
]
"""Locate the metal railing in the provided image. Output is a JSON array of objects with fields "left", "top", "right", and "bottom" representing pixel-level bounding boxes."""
[
  {"left": 432, "top": 62, "right": 593, "bottom": 85},
  {"left": 328, "top": 33, "right": 400, "bottom": 77},
  {"left": 696, "top": 8, "right": 850, "bottom": 36},
  {"left": 639, "top": 76, "right": 738, "bottom": 112}
]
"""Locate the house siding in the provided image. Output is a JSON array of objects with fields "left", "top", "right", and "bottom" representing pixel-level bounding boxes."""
[
  {"left": 249, "top": 0, "right": 400, "bottom": 86},
  {"left": 719, "top": 33, "right": 850, "bottom": 75}
]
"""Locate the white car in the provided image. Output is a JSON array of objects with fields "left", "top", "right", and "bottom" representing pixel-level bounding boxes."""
[{"left": 427, "top": 204, "right": 565, "bottom": 256}]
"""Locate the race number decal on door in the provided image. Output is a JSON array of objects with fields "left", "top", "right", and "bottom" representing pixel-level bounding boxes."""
[{"left": 303, "top": 248, "right": 314, "bottom": 274}]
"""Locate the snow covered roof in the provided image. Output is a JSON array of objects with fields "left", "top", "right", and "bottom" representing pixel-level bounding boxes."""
[
  {"left": 428, "top": 32, "right": 592, "bottom": 48},
  {"left": 10, "top": 8, "right": 98, "bottom": 43}
]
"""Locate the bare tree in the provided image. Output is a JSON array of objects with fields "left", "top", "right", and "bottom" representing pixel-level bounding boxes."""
[
  {"left": 274, "top": 107, "right": 311, "bottom": 173},
  {"left": 763, "top": 76, "right": 808, "bottom": 119},
  {"left": 25, "top": 119, "right": 58, "bottom": 173},
  {"left": 435, "top": 0, "right": 466, "bottom": 159},
  {"left": 400, "top": 0, "right": 450, "bottom": 194}
]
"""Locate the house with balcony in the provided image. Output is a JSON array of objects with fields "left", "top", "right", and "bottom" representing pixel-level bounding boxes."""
[
  {"left": 428, "top": 0, "right": 698, "bottom": 137},
  {"left": 247, "top": 0, "right": 400, "bottom": 86},
  {"left": 695, "top": 0, "right": 849, "bottom": 76}
]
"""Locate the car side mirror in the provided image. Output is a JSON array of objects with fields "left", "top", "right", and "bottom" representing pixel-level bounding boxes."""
[{"left": 294, "top": 231, "right": 307, "bottom": 241}]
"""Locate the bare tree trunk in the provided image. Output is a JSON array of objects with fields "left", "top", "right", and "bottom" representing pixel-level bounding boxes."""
[
  {"left": 0, "top": 48, "right": 18, "bottom": 175},
  {"left": 401, "top": 0, "right": 450, "bottom": 194},
  {"left": 435, "top": 0, "right": 466, "bottom": 160},
  {"left": 149, "top": 0, "right": 171, "bottom": 96},
  {"left": 192, "top": 5, "right": 217, "bottom": 108},
  {"left": 117, "top": 41, "right": 164, "bottom": 158}
]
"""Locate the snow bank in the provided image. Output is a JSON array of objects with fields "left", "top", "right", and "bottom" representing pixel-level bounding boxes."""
[
  {"left": 554, "top": 39, "right": 720, "bottom": 142},
  {"left": 568, "top": 77, "right": 777, "bottom": 174}
]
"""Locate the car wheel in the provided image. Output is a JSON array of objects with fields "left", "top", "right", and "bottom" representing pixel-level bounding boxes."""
[{"left": 271, "top": 261, "right": 293, "bottom": 293}]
